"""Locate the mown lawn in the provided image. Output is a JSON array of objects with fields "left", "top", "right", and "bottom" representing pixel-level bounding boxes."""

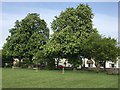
[
  {"left": 2, "top": 68, "right": 118, "bottom": 88},
  {"left": 0, "top": 68, "right": 2, "bottom": 89}
]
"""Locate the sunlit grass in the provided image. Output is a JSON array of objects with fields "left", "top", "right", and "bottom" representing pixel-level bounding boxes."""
[
  {"left": 2, "top": 68, "right": 118, "bottom": 88},
  {"left": 0, "top": 68, "right": 2, "bottom": 89}
]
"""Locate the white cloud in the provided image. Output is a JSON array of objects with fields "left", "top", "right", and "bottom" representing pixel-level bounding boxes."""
[{"left": 93, "top": 13, "right": 118, "bottom": 40}]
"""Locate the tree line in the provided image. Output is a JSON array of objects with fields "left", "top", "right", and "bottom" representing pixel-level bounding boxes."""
[{"left": 2, "top": 4, "right": 120, "bottom": 71}]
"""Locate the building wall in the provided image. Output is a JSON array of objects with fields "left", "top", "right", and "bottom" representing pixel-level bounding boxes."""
[
  {"left": 106, "top": 61, "right": 118, "bottom": 68},
  {"left": 55, "top": 58, "right": 72, "bottom": 67},
  {"left": 57, "top": 58, "right": 119, "bottom": 68}
]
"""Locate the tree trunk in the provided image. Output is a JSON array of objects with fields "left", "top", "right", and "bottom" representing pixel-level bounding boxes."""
[
  {"left": 73, "top": 68, "right": 77, "bottom": 71},
  {"left": 103, "top": 61, "right": 106, "bottom": 71},
  {"left": 56, "top": 58, "right": 59, "bottom": 68},
  {"left": 81, "top": 58, "right": 85, "bottom": 69},
  {"left": 73, "top": 64, "right": 77, "bottom": 71},
  {"left": 95, "top": 62, "right": 100, "bottom": 73},
  {"left": 96, "top": 64, "right": 100, "bottom": 73}
]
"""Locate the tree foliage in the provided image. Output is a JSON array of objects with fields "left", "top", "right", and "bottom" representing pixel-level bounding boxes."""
[
  {"left": 2, "top": 4, "right": 119, "bottom": 71},
  {"left": 84, "top": 33, "right": 119, "bottom": 71},
  {"left": 43, "top": 4, "right": 97, "bottom": 69},
  {"left": 42, "top": 4, "right": 119, "bottom": 70},
  {"left": 2, "top": 13, "right": 49, "bottom": 63}
]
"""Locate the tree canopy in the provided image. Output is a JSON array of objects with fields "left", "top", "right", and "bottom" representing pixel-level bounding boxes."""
[
  {"left": 2, "top": 4, "right": 119, "bottom": 71},
  {"left": 42, "top": 4, "right": 98, "bottom": 69},
  {"left": 82, "top": 33, "right": 119, "bottom": 71},
  {"left": 2, "top": 13, "right": 49, "bottom": 62},
  {"left": 39, "top": 4, "right": 119, "bottom": 70}
]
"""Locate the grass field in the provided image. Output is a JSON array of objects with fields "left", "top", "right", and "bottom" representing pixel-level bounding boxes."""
[
  {"left": 0, "top": 68, "right": 2, "bottom": 89},
  {"left": 2, "top": 68, "right": 118, "bottom": 88}
]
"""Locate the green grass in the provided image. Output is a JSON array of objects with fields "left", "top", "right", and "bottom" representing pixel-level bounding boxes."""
[
  {"left": 0, "top": 68, "right": 2, "bottom": 89},
  {"left": 2, "top": 68, "right": 118, "bottom": 88}
]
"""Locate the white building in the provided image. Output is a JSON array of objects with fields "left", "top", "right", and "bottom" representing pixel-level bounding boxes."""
[{"left": 57, "top": 57, "right": 120, "bottom": 68}]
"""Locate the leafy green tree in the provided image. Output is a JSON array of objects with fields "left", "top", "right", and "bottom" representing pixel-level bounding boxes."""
[
  {"left": 48, "top": 4, "right": 97, "bottom": 70},
  {"left": 2, "top": 45, "right": 13, "bottom": 67},
  {"left": 85, "top": 33, "right": 119, "bottom": 72},
  {"left": 95, "top": 37, "right": 118, "bottom": 71},
  {"left": 2, "top": 13, "right": 49, "bottom": 66},
  {"left": 51, "top": 4, "right": 94, "bottom": 33}
]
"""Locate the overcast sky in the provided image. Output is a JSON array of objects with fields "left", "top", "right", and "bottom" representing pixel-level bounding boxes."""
[{"left": 1, "top": 2, "right": 118, "bottom": 49}]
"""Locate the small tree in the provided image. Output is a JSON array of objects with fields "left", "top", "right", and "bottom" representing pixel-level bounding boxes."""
[{"left": 85, "top": 33, "right": 119, "bottom": 72}]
